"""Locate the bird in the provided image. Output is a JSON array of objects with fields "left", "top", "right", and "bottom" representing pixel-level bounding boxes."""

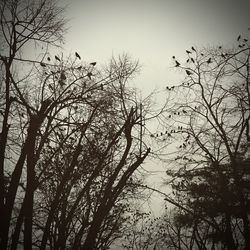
[
  {"left": 218, "top": 46, "right": 222, "bottom": 49},
  {"left": 186, "top": 50, "right": 192, "bottom": 54},
  {"left": 186, "top": 70, "right": 192, "bottom": 76},
  {"left": 77, "top": 66, "right": 82, "bottom": 70},
  {"left": 60, "top": 71, "right": 66, "bottom": 80},
  {"left": 40, "top": 62, "right": 46, "bottom": 67},
  {"left": 175, "top": 60, "right": 180, "bottom": 67},
  {"left": 75, "top": 52, "right": 81, "bottom": 59},
  {"left": 244, "top": 39, "right": 248, "bottom": 42},
  {"left": 191, "top": 58, "right": 195, "bottom": 63},
  {"left": 47, "top": 57, "right": 51, "bottom": 61},
  {"left": 172, "top": 56, "right": 175, "bottom": 59},
  {"left": 191, "top": 46, "right": 196, "bottom": 52},
  {"left": 237, "top": 35, "right": 241, "bottom": 41},
  {"left": 206, "top": 58, "right": 212, "bottom": 64},
  {"left": 186, "top": 59, "right": 189, "bottom": 63},
  {"left": 58, "top": 80, "right": 65, "bottom": 87},
  {"left": 201, "top": 53, "right": 204, "bottom": 56},
  {"left": 87, "top": 72, "right": 92, "bottom": 79},
  {"left": 55, "top": 55, "right": 60, "bottom": 61},
  {"left": 90, "top": 62, "right": 96, "bottom": 66}
]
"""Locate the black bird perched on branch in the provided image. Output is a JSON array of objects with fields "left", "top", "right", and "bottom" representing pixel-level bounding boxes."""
[
  {"left": 90, "top": 62, "right": 96, "bottom": 66},
  {"left": 87, "top": 72, "right": 92, "bottom": 79},
  {"left": 75, "top": 52, "right": 81, "bottom": 59},
  {"left": 191, "top": 46, "right": 196, "bottom": 52},
  {"left": 47, "top": 57, "right": 51, "bottom": 61},
  {"left": 40, "top": 62, "right": 46, "bottom": 67},
  {"left": 186, "top": 50, "right": 192, "bottom": 54},
  {"left": 55, "top": 55, "right": 60, "bottom": 61},
  {"left": 186, "top": 70, "right": 192, "bottom": 76},
  {"left": 191, "top": 58, "right": 195, "bottom": 63},
  {"left": 207, "top": 58, "right": 212, "bottom": 64}
]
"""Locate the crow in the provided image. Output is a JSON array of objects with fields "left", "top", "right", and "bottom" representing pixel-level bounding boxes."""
[
  {"left": 186, "top": 70, "right": 192, "bottom": 75},
  {"left": 175, "top": 60, "right": 180, "bottom": 67},
  {"left": 47, "top": 57, "right": 51, "bottom": 61},
  {"left": 60, "top": 71, "right": 66, "bottom": 80},
  {"left": 207, "top": 58, "right": 212, "bottom": 64},
  {"left": 191, "top": 46, "right": 196, "bottom": 52},
  {"left": 75, "top": 52, "right": 81, "bottom": 59},
  {"left": 40, "top": 62, "right": 46, "bottom": 67},
  {"left": 87, "top": 72, "right": 92, "bottom": 79},
  {"left": 55, "top": 55, "right": 60, "bottom": 61}
]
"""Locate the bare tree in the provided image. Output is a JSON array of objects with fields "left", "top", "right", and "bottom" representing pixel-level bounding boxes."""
[
  {"left": 0, "top": 1, "right": 154, "bottom": 250},
  {"left": 160, "top": 32, "right": 250, "bottom": 249}
]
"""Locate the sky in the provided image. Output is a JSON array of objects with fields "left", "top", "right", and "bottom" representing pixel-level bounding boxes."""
[
  {"left": 55, "top": 0, "right": 250, "bottom": 216},
  {"left": 62, "top": 0, "right": 250, "bottom": 95},
  {"left": 58, "top": 0, "right": 250, "bottom": 215}
]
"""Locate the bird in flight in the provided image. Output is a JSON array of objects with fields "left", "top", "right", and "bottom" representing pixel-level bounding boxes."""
[
  {"left": 75, "top": 52, "right": 81, "bottom": 59},
  {"left": 175, "top": 60, "right": 180, "bottom": 67}
]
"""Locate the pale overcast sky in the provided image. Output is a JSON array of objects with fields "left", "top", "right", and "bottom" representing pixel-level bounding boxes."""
[
  {"left": 58, "top": 0, "right": 250, "bottom": 215},
  {"left": 62, "top": 0, "right": 250, "bottom": 94}
]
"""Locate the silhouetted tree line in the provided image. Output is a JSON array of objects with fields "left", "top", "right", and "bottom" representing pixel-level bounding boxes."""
[
  {"left": 124, "top": 31, "right": 250, "bottom": 250},
  {"left": 1, "top": 0, "right": 250, "bottom": 250},
  {"left": 0, "top": 1, "right": 153, "bottom": 249}
]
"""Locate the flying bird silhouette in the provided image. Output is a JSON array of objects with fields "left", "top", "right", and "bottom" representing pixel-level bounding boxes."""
[
  {"left": 55, "top": 55, "right": 60, "bottom": 61},
  {"left": 75, "top": 52, "right": 81, "bottom": 59},
  {"left": 175, "top": 60, "right": 180, "bottom": 67}
]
